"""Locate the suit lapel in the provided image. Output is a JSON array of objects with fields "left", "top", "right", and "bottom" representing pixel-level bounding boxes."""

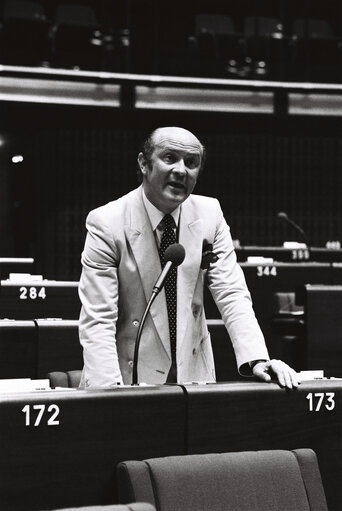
[
  {"left": 125, "top": 187, "right": 170, "bottom": 357},
  {"left": 177, "top": 198, "right": 203, "bottom": 352}
]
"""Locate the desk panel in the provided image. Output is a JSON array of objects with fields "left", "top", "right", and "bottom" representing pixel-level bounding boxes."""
[
  {"left": 184, "top": 381, "right": 342, "bottom": 511},
  {"left": 0, "top": 320, "right": 36, "bottom": 378},
  {"left": 331, "top": 262, "right": 342, "bottom": 284},
  {"left": 207, "top": 320, "right": 243, "bottom": 382},
  {"left": 0, "top": 280, "right": 81, "bottom": 319},
  {"left": 0, "top": 386, "right": 186, "bottom": 511},
  {"left": 302, "top": 285, "right": 342, "bottom": 376}
]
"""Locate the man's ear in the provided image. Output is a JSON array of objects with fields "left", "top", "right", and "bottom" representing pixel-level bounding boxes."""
[{"left": 138, "top": 152, "right": 148, "bottom": 176}]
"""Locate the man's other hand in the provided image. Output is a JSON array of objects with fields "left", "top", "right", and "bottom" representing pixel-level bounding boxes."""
[{"left": 252, "top": 359, "right": 301, "bottom": 389}]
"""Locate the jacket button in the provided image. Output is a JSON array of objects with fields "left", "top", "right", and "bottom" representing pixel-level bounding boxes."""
[
  {"left": 128, "top": 360, "right": 134, "bottom": 367},
  {"left": 132, "top": 320, "right": 139, "bottom": 327}
]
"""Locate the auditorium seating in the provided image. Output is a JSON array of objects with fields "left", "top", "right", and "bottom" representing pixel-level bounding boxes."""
[
  {"left": 243, "top": 16, "right": 287, "bottom": 80},
  {"left": 292, "top": 18, "right": 340, "bottom": 82},
  {"left": 192, "top": 13, "right": 243, "bottom": 77},
  {"left": 52, "top": 3, "right": 103, "bottom": 70},
  {"left": 0, "top": 2, "right": 339, "bottom": 83},
  {"left": 117, "top": 449, "right": 328, "bottom": 511},
  {"left": 0, "top": 0, "right": 51, "bottom": 66}
]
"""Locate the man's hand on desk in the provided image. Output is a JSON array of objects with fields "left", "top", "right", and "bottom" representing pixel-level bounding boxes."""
[{"left": 252, "top": 359, "right": 301, "bottom": 389}]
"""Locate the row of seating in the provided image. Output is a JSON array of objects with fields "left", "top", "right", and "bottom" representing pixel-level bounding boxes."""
[
  {"left": 0, "top": 2, "right": 341, "bottom": 81},
  {"left": 1, "top": 266, "right": 342, "bottom": 380},
  {"left": 0, "top": 0, "right": 128, "bottom": 70},
  {"left": 191, "top": 14, "right": 342, "bottom": 81}
]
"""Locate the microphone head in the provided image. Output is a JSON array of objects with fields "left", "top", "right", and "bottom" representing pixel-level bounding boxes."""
[
  {"left": 277, "top": 211, "right": 289, "bottom": 221},
  {"left": 164, "top": 243, "right": 185, "bottom": 267}
]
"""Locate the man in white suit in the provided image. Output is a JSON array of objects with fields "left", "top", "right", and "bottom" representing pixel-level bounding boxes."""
[{"left": 79, "top": 127, "right": 299, "bottom": 389}]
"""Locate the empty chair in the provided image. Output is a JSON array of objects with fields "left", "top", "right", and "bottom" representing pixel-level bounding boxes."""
[
  {"left": 191, "top": 13, "right": 243, "bottom": 77},
  {"left": 195, "top": 13, "right": 236, "bottom": 35},
  {"left": 118, "top": 449, "right": 328, "bottom": 511},
  {"left": 243, "top": 16, "right": 289, "bottom": 79},
  {"left": 51, "top": 3, "right": 103, "bottom": 70},
  {"left": 292, "top": 18, "right": 339, "bottom": 82},
  {"left": 273, "top": 291, "right": 304, "bottom": 316},
  {"left": 0, "top": 0, "right": 51, "bottom": 66}
]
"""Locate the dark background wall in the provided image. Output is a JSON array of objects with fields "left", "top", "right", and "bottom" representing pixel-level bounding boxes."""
[{"left": 2, "top": 102, "right": 342, "bottom": 280}]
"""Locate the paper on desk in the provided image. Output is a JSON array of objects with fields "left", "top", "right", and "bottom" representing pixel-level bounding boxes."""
[
  {"left": 0, "top": 378, "right": 51, "bottom": 392},
  {"left": 299, "top": 370, "right": 324, "bottom": 381}
]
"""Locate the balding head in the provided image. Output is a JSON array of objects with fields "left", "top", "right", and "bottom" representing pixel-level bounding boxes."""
[
  {"left": 137, "top": 127, "right": 206, "bottom": 180},
  {"left": 152, "top": 127, "right": 204, "bottom": 153}
]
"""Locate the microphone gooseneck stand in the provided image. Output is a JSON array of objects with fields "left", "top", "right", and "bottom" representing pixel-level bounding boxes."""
[
  {"left": 132, "top": 290, "right": 158, "bottom": 385},
  {"left": 132, "top": 243, "right": 186, "bottom": 385}
]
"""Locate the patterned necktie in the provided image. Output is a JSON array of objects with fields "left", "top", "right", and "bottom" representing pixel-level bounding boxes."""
[{"left": 158, "top": 214, "right": 177, "bottom": 382}]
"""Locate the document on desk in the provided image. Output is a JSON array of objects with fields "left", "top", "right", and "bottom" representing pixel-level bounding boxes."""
[{"left": 0, "top": 378, "right": 51, "bottom": 393}]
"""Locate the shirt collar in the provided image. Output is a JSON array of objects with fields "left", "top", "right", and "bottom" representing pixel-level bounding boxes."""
[{"left": 142, "top": 188, "right": 180, "bottom": 231}]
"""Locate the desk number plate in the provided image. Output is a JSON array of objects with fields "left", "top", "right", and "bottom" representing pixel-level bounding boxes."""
[
  {"left": 306, "top": 392, "right": 335, "bottom": 412},
  {"left": 22, "top": 404, "right": 60, "bottom": 426}
]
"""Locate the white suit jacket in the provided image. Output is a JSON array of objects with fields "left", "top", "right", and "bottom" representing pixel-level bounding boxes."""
[{"left": 78, "top": 186, "right": 269, "bottom": 387}]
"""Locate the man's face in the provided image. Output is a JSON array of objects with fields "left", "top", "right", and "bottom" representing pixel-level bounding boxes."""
[{"left": 139, "top": 127, "right": 203, "bottom": 213}]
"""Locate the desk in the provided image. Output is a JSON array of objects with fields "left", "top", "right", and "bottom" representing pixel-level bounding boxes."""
[
  {"left": 236, "top": 246, "right": 342, "bottom": 263},
  {"left": 0, "top": 386, "right": 186, "bottom": 511},
  {"left": 205, "top": 262, "right": 332, "bottom": 349},
  {"left": 0, "top": 319, "right": 82, "bottom": 379},
  {"left": 184, "top": 380, "right": 342, "bottom": 511},
  {"left": 0, "top": 382, "right": 341, "bottom": 510},
  {"left": 0, "top": 280, "right": 80, "bottom": 319}
]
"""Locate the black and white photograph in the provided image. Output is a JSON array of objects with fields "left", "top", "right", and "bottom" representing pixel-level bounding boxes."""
[{"left": 0, "top": 1, "right": 341, "bottom": 510}]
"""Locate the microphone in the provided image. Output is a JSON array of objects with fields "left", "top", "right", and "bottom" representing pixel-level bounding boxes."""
[
  {"left": 132, "top": 243, "right": 185, "bottom": 385},
  {"left": 153, "top": 243, "right": 185, "bottom": 293},
  {"left": 277, "top": 211, "right": 308, "bottom": 245}
]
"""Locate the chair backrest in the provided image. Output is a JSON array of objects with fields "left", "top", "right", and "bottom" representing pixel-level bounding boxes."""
[
  {"left": 273, "top": 291, "right": 303, "bottom": 313},
  {"left": 48, "top": 369, "right": 82, "bottom": 388},
  {"left": 55, "top": 3, "right": 98, "bottom": 27},
  {"left": 195, "top": 13, "right": 235, "bottom": 35},
  {"left": 117, "top": 449, "right": 328, "bottom": 511},
  {"left": 50, "top": 504, "right": 156, "bottom": 511},
  {"left": 3, "top": 0, "right": 46, "bottom": 21},
  {"left": 244, "top": 16, "right": 282, "bottom": 37},
  {"left": 293, "top": 18, "right": 333, "bottom": 38}
]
